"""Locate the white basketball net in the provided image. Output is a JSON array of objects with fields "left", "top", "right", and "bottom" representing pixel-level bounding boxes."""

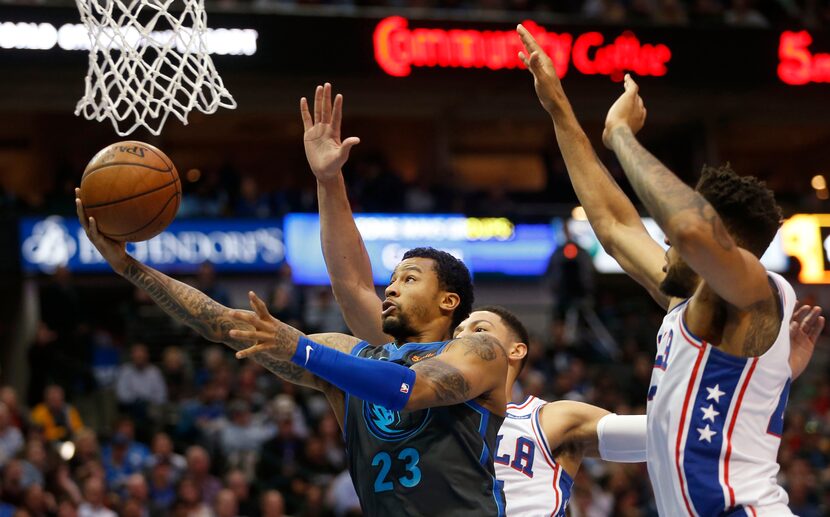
[{"left": 74, "top": 0, "right": 236, "bottom": 136}]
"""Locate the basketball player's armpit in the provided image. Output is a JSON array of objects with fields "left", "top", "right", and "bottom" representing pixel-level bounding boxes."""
[{"left": 409, "top": 360, "right": 471, "bottom": 408}]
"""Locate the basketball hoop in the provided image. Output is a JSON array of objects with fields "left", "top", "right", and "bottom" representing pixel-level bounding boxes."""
[{"left": 74, "top": 0, "right": 236, "bottom": 136}]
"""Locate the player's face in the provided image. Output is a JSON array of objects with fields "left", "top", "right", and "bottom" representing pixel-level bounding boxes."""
[
  {"left": 453, "top": 311, "right": 512, "bottom": 344},
  {"left": 383, "top": 257, "right": 445, "bottom": 340},
  {"left": 660, "top": 239, "right": 700, "bottom": 298}
]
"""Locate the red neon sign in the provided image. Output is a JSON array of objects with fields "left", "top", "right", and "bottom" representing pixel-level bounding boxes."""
[
  {"left": 778, "top": 31, "right": 830, "bottom": 85},
  {"left": 373, "top": 16, "right": 671, "bottom": 80}
]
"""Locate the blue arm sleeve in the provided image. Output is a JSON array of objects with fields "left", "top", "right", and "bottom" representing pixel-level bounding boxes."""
[{"left": 291, "top": 336, "right": 416, "bottom": 411}]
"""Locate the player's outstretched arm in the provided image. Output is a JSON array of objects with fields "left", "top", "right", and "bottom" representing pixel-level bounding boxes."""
[
  {"left": 516, "top": 26, "right": 669, "bottom": 309},
  {"left": 75, "top": 193, "right": 331, "bottom": 393},
  {"left": 232, "top": 294, "right": 507, "bottom": 414},
  {"left": 539, "top": 401, "right": 646, "bottom": 476},
  {"left": 302, "top": 83, "right": 390, "bottom": 346},
  {"left": 603, "top": 76, "right": 771, "bottom": 310}
]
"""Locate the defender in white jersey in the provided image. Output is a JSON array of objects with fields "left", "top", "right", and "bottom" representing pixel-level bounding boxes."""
[
  {"left": 452, "top": 308, "right": 650, "bottom": 516},
  {"left": 648, "top": 275, "right": 796, "bottom": 516},
  {"left": 517, "top": 26, "right": 826, "bottom": 516},
  {"left": 597, "top": 75, "right": 811, "bottom": 515}
]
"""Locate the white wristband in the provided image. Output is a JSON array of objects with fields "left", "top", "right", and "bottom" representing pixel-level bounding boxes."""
[{"left": 596, "top": 413, "right": 647, "bottom": 463}]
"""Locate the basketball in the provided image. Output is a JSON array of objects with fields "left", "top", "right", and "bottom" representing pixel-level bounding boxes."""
[{"left": 79, "top": 141, "right": 181, "bottom": 242}]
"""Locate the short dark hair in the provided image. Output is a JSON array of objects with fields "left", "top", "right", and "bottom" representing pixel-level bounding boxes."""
[
  {"left": 402, "top": 247, "right": 474, "bottom": 329},
  {"left": 695, "top": 164, "right": 783, "bottom": 257},
  {"left": 475, "top": 305, "right": 530, "bottom": 373}
]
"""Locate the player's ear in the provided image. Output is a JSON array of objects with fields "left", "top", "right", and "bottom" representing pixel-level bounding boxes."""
[
  {"left": 511, "top": 342, "right": 528, "bottom": 363},
  {"left": 440, "top": 292, "right": 460, "bottom": 312}
]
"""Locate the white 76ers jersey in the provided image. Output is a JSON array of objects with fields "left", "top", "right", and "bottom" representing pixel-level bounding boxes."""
[
  {"left": 495, "top": 396, "right": 573, "bottom": 516},
  {"left": 647, "top": 272, "right": 796, "bottom": 516}
]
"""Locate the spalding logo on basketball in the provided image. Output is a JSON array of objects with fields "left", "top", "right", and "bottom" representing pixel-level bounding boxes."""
[{"left": 363, "top": 401, "right": 431, "bottom": 442}]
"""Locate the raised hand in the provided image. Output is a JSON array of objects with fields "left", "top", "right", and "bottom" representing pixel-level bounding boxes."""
[
  {"left": 516, "top": 24, "right": 566, "bottom": 115},
  {"left": 229, "top": 291, "right": 303, "bottom": 360},
  {"left": 602, "top": 74, "right": 647, "bottom": 149},
  {"left": 75, "top": 188, "right": 128, "bottom": 274},
  {"left": 301, "top": 83, "right": 361, "bottom": 183},
  {"left": 789, "top": 304, "right": 825, "bottom": 380}
]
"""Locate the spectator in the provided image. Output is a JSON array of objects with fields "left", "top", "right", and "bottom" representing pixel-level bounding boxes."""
[
  {"left": 30, "top": 385, "right": 84, "bottom": 442},
  {"left": 235, "top": 176, "right": 272, "bottom": 218},
  {"left": 143, "top": 433, "right": 186, "bottom": 482},
  {"left": 184, "top": 447, "right": 221, "bottom": 506},
  {"left": 21, "top": 484, "right": 56, "bottom": 517},
  {"left": 115, "top": 344, "right": 167, "bottom": 409},
  {"left": 0, "top": 388, "right": 26, "bottom": 431},
  {"left": 159, "top": 347, "right": 192, "bottom": 403},
  {"left": 122, "top": 474, "right": 156, "bottom": 517},
  {"left": 100, "top": 417, "right": 150, "bottom": 489},
  {"left": 69, "top": 430, "right": 100, "bottom": 478},
  {"left": 224, "top": 469, "right": 256, "bottom": 517},
  {"left": 0, "top": 403, "right": 24, "bottom": 467},
  {"left": 146, "top": 462, "right": 176, "bottom": 512},
  {"left": 213, "top": 489, "right": 238, "bottom": 517},
  {"left": 21, "top": 441, "right": 47, "bottom": 488},
  {"left": 77, "top": 477, "right": 115, "bottom": 517},
  {"left": 193, "top": 262, "right": 231, "bottom": 308},
  {"left": 173, "top": 477, "right": 211, "bottom": 517},
  {"left": 260, "top": 490, "right": 286, "bottom": 517},
  {"left": 267, "top": 263, "right": 304, "bottom": 327},
  {"left": 303, "top": 289, "right": 347, "bottom": 334},
  {"left": 219, "top": 400, "right": 277, "bottom": 475},
  {"left": 326, "top": 470, "right": 360, "bottom": 517}
]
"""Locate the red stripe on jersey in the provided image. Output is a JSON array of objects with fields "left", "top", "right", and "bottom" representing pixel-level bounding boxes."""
[
  {"left": 506, "top": 396, "right": 536, "bottom": 410},
  {"left": 530, "top": 407, "right": 561, "bottom": 514},
  {"left": 674, "top": 344, "right": 707, "bottom": 517},
  {"left": 724, "top": 358, "right": 759, "bottom": 507},
  {"left": 747, "top": 506, "right": 757, "bottom": 516}
]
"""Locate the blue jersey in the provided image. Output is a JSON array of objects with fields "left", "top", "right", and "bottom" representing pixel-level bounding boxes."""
[{"left": 343, "top": 341, "right": 506, "bottom": 516}]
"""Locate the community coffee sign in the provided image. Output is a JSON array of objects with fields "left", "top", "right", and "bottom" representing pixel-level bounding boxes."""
[{"left": 373, "top": 16, "right": 672, "bottom": 80}]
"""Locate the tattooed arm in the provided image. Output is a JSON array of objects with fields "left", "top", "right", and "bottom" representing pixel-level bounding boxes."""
[
  {"left": 406, "top": 333, "right": 509, "bottom": 414},
  {"left": 232, "top": 308, "right": 508, "bottom": 415},
  {"left": 517, "top": 26, "right": 669, "bottom": 309},
  {"left": 74, "top": 191, "right": 336, "bottom": 394},
  {"left": 602, "top": 77, "right": 771, "bottom": 309}
]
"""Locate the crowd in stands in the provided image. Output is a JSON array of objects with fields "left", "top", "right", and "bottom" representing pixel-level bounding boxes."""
[
  {"left": 1, "top": 259, "right": 828, "bottom": 516},
  {"left": 243, "top": 0, "right": 830, "bottom": 29}
]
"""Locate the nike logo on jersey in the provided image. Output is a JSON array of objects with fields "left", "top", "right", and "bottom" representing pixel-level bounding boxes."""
[{"left": 305, "top": 345, "right": 313, "bottom": 365}]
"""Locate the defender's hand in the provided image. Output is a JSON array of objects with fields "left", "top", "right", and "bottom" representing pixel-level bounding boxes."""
[
  {"left": 301, "top": 83, "right": 361, "bottom": 184},
  {"left": 517, "top": 24, "right": 565, "bottom": 115},
  {"left": 789, "top": 304, "right": 824, "bottom": 380},
  {"left": 603, "top": 74, "right": 647, "bottom": 149},
  {"left": 75, "top": 188, "right": 128, "bottom": 274},
  {"left": 229, "top": 291, "right": 302, "bottom": 360}
]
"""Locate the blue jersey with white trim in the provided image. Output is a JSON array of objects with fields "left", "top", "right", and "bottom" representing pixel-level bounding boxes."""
[
  {"left": 647, "top": 272, "right": 796, "bottom": 517},
  {"left": 343, "top": 341, "right": 506, "bottom": 517},
  {"left": 496, "top": 396, "right": 573, "bottom": 516}
]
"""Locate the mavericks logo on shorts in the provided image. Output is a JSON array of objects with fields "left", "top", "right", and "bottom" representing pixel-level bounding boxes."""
[{"left": 363, "top": 401, "right": 431, "bottom": 442}]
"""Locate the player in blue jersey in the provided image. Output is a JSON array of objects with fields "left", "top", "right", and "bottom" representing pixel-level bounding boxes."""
[{"left": 76, "top": 157, "right": 512, "bottom": 516}]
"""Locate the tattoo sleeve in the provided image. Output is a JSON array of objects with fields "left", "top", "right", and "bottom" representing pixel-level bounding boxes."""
[
  {"left": 120, "top": 258, "right": 325, "bottom": 390},
  {"left": 411, "top": 359, "right": 471, "bottom": 405},
  {"left": 609, "top": 126, "right": 734, "bottom": 251}
]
